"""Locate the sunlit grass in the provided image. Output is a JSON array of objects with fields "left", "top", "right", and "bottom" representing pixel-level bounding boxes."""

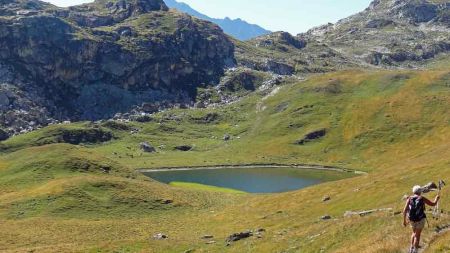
[{"left": 0, "top": 69, "right": 449, "bottom": 252}]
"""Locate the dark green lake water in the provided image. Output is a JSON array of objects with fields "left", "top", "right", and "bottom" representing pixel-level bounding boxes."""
[{"left": 143, "top": 167, "right": 352, "bottom": 193}]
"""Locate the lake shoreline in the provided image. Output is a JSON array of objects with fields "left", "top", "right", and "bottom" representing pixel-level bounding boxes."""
[{"left": 138, "top": 163, "right": 368, "bottom": 175}]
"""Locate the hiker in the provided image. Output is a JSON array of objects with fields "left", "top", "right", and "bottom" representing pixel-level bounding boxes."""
[{"left": 403, "top": 185, "right": 440, "bottom": 253}]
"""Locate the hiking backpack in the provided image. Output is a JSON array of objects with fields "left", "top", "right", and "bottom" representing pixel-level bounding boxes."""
[{"left": 408, "top": 196, "right": 426, "bottom": 222}]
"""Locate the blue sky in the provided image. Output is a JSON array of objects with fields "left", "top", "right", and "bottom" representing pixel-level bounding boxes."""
[{"left": 45, "top": 0, "right": 373, "bottom": 34}]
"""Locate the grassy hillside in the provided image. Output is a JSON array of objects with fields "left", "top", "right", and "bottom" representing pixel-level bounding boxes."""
[{"left": 0, "top": 69, "right": 449, "bottom": 252}]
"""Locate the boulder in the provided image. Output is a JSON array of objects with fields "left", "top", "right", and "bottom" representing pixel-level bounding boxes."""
[
  {"left": 365, "top": 19, "right": 393, "bottom": 28},
  {"left": 223, "top": 134, "right": 231, "bottom": 141},
  {"left": 321, "top": 215, "right": 332, "bottom": 220},
  {"left": 133, "top": 115, "right": 153, "bottom": 123},
  {"left": 296, "top": 129, "right": 327, "bottom": 145},
  {"left": 0, "top": 128, "right": 9, "bottom": 141},
  {"left": 140, "top": 142, "right": 156, "bottom": 153},
  {"left": 174, "top": 145, "right": 192, "bottom": 151},
  {"left": 194, "top": 102, "right": 206, "bottom": 109},
  {"left": 153, "top": 233, "right": 168, "bottom": 240},
  {"left": 226, "top": 230, "right": 253, "bottom": 245}
]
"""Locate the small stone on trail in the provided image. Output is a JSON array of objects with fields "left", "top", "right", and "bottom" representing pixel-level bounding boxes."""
[
  {"left": 321, "top": 215, "right": 332, "bottom": 220},
  {"left": 158, "top": 199, "right": 173, "bottom": 204}
]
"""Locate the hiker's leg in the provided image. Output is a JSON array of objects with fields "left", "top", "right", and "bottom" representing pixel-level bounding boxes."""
[
  {"left": 410, "top": 228, "right": 416, "bottom": 250},
  {"left": 414, "top": 228, "right": 422, "bottom": 248}
]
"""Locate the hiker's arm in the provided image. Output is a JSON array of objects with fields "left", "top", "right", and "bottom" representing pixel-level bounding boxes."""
[
  {"left": 423, "top": 195, "right": 440, "bottom": 206},
  {"left": 402, "top": 198, "right": 409, "bottom": 226}
]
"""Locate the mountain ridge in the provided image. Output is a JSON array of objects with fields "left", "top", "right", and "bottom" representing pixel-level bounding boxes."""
[
  {"left": 234, "top": 0, "right": 449, "bottom": 75},
  {"left": 163, "top": 0, "right": 271, "bottom": 40}
]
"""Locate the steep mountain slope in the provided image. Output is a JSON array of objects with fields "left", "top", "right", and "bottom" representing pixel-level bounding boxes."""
[
  {"left": 164, "top": 0, "right": 271, "bottom": 40},
  {"left": 0, "top": 0, "right": 234, "bottom": 134}
]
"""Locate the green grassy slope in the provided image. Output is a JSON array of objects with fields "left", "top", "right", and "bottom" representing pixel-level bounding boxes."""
[{"left": 0, "top": 68, "right": 449, "bottom": 252}]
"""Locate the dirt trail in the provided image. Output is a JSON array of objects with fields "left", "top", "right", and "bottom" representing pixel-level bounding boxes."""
[{"left": 420, "top": 221, "right": 450, "bottom": 253}]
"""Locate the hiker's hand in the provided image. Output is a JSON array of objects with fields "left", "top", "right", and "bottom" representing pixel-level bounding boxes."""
[
  {"left": 403, "top": 220, "right": 408, "bottom": 227},
  {"left": 436, "top": 195, "right": 440, "bottom": 201}
]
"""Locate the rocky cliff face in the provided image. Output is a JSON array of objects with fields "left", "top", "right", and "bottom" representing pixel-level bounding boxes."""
[
  {"left": 303, "top": 0, "right": 450, "bottom": 67},
  {"left": 235, "top": 32, "right": 358, "bottom": 75},
  {"left": 0, "top": 0, "right": 235, "bottom": 135}
]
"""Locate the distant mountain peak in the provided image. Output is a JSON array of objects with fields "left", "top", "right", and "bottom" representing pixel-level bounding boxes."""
[{"left": 163, "top": 0, "right": 271, "bottom": 40}]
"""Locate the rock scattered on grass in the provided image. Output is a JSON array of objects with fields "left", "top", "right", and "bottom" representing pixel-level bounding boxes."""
[
  {"left": 174, "top": 145, "right": 192, "bottom": 151},
  {"left": 255, "top": 228, "right": 266, "bottom": 238},
  {"left": 295, "top": 129, "right": 327, "bottom": 145},
  {"left": 156, "top": 199, "right": 173, "bottom": 205},
  {"left": 153, "top": 233, "right": 168, "bottom": 240},
  {"left": 226, "top": 230, "right": 253, "bottom": 245},
  {"left": 321, "top": 215, "right": 332, "bottom": 220},
  {"left": 322, "top": 195, "right": 331, "bottom": 202},
  {"left": 202, "top": 235, "right": 214, "bottom": 239},
  {"left": 344, "top": 208, "right": 393, "bottom": 217},
  {"left": 140, "top": 142, "right": 156, "bottom": 153}
]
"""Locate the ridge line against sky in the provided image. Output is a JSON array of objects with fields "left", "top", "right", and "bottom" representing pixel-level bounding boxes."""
[{"left": 44, "top": 0, "right": 373, "bottom": 34}]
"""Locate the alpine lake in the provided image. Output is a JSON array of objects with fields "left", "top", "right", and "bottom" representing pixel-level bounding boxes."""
[{"left": 142, "top": 166, "right": 357, "bottom": 193}]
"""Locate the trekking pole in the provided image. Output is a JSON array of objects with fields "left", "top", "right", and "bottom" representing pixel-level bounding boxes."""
[{"left": 433, "top": 180, "right": 445, "bottom": 219}]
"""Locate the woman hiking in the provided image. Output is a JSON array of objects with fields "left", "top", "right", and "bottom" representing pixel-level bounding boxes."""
[{"left": 403, "top": 185, "right": 440, "bottom": 253}]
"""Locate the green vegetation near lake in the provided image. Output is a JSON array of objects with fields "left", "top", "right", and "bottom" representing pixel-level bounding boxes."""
[{"left": 169, "top": 182, "right": 247, "bottom": 194}]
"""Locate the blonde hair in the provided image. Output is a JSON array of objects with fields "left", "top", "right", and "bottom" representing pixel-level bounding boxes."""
[{"left": 412, "top": 185, "right": 422, "bottom": 194}]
